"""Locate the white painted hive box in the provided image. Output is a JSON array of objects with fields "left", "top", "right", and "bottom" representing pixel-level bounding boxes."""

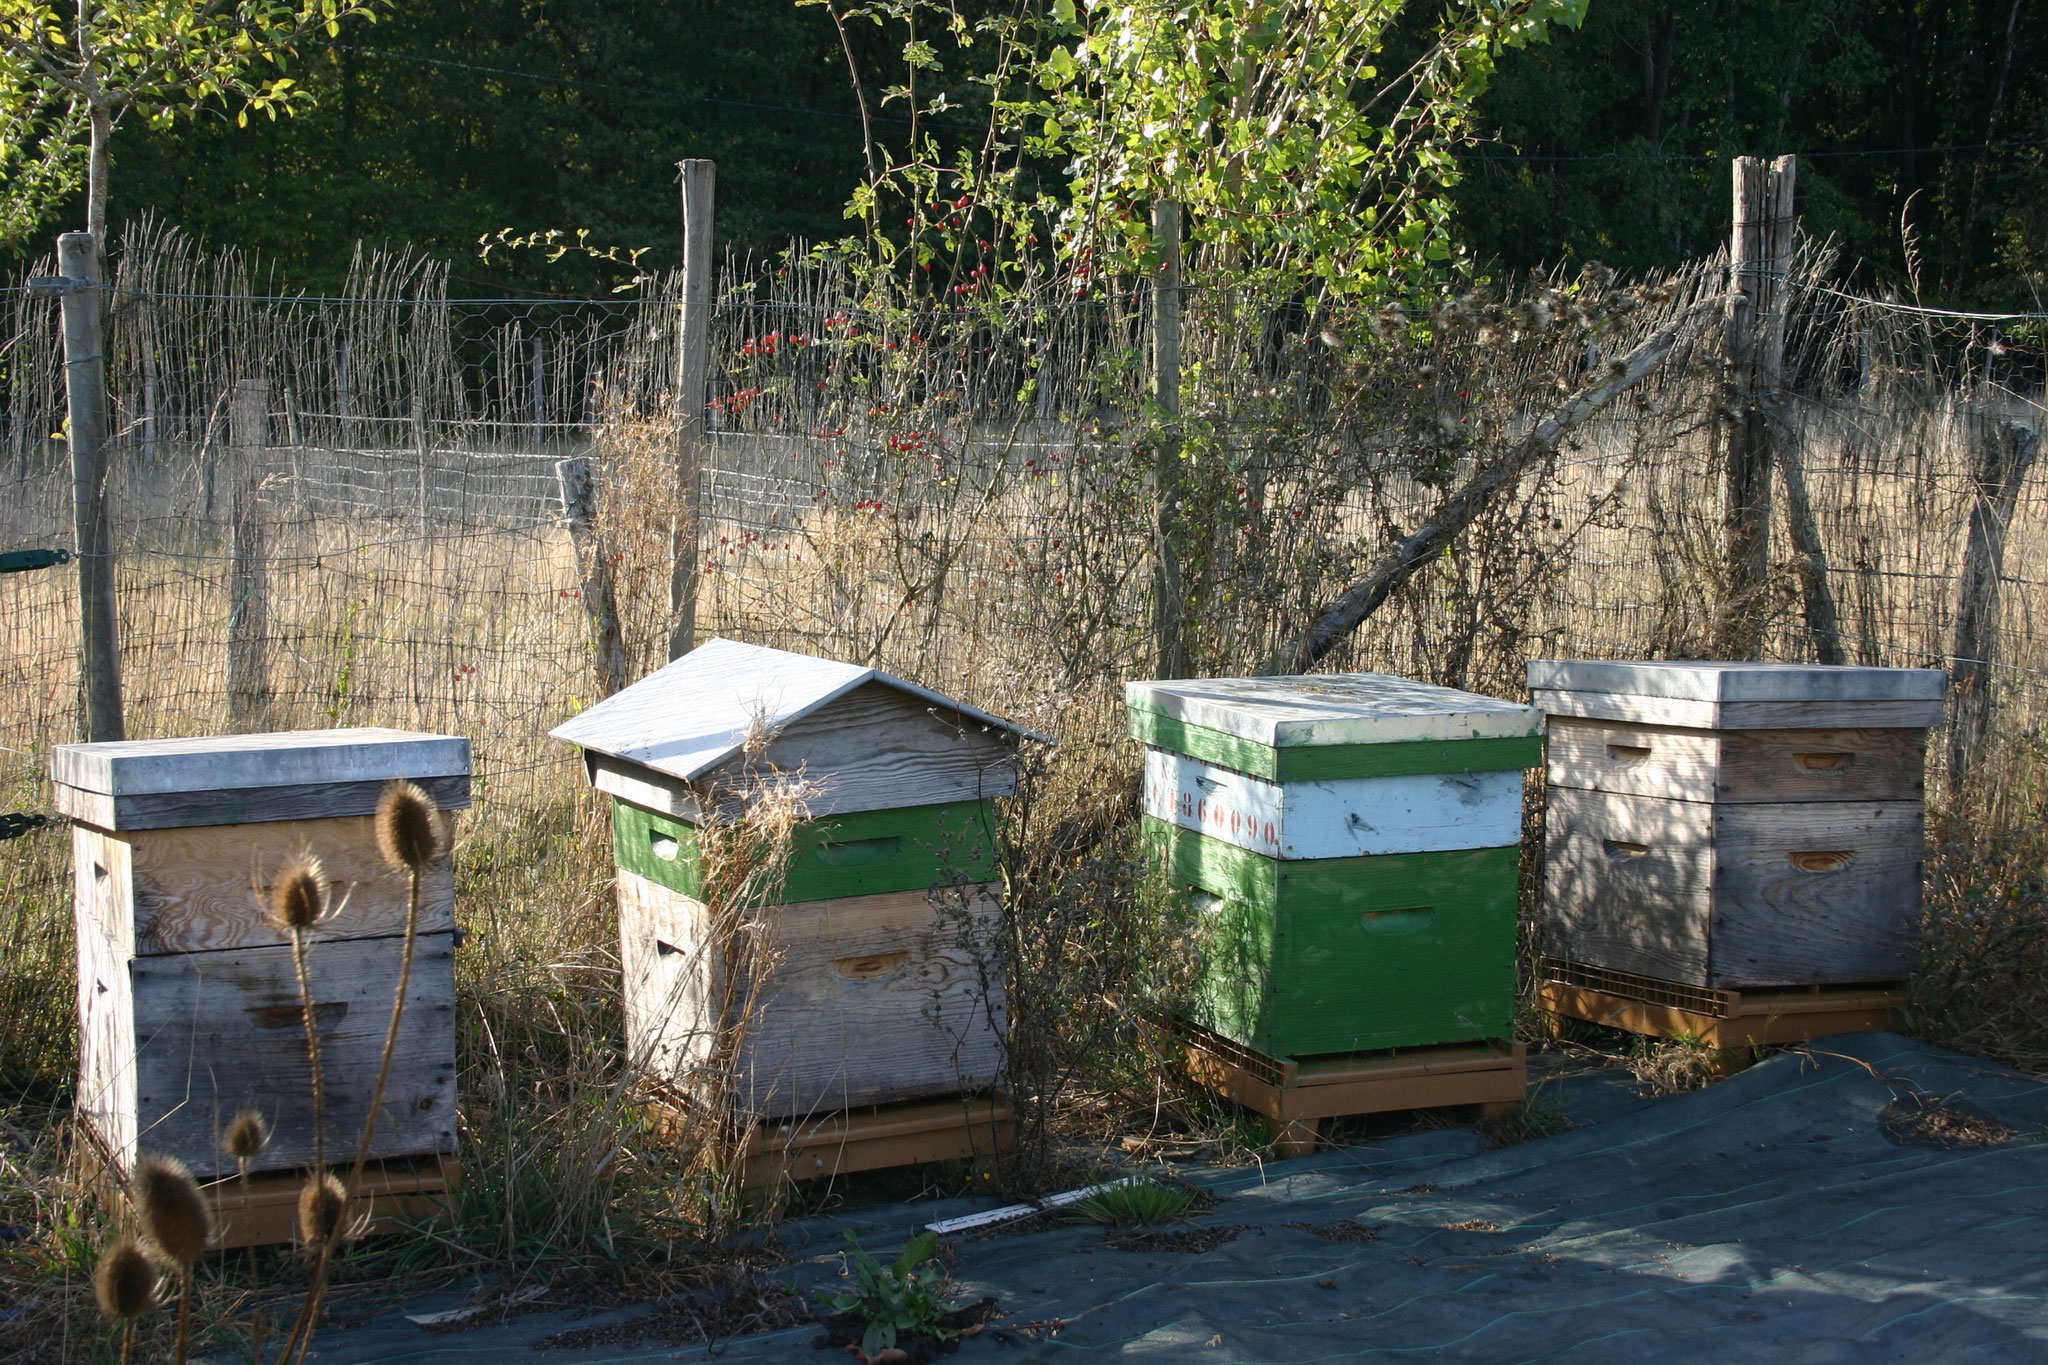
[
  {"left": 58, "top": 728, "right": 469, "bottom": 1179},
  {"left": 1531, "top": 660, "right": 1946, "bottom": 990},
  {"left": 1127, "top": 673, "right": 1544, "bottom": 859}
]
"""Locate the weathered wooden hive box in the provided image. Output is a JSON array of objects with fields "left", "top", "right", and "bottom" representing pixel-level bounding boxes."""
[
  {"left": 54, "top": 728, "right": 469, "bottom": 1180},
  {"left": 551, "top": 637, "right": 1039, "bottom": 1120},
  {"left": 1129, "top": 672, "right": 1544, "bottom": 1058},
  {"left": 1531, "top": 660, "right": 1947, "bottom": 989}
]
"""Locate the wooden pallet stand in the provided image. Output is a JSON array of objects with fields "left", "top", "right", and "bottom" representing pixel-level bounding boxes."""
[
  {"left": 1539, "top": 957, "right": 1904, "bottom": 1053},
  {"left": 85, "top": 1141, "right": 460, "bottom": 1251},
  {"left": 1170, "top": 1020, "right": 1526, "bottom": 1158},
  {"left": 649, "top": 1091, "right": 1014, "bottom": 1189}
]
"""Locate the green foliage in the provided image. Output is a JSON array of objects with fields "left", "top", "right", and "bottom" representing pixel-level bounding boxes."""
[
  {"left": 1072, "top": 1178, "right": 1196, "bottom": 1226},
  {"left": 0, "top": 0, "right": 390, "bottom": 242},
  {"left": 821, "top": 1230, "right": 960, "bottom": 1360}
]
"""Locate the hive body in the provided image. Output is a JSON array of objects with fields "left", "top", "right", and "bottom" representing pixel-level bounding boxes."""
[
  {"left": 1534, "top": 661, "right": 1944, "bottom": 989},
  {"left": 553, "top": 638, "right": 1032, "bottom": 1120},
  {"left": 57, "top": 728, "right": 468, "bottom": 1179},
  {"left": 1129, "top": 672, "right": 1541, "bottom": 1060}
]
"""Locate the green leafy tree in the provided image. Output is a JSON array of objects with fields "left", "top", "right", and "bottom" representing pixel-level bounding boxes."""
[{"left": 0, "top": 0, "right": 388, "bottom": 247}]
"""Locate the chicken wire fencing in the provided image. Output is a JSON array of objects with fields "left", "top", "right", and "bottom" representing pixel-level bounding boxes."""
[{"left": 1, "top": 225, "right": 2045, "bottom": 847}]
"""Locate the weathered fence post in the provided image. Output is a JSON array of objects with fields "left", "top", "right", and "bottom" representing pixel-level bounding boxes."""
[
  {"left": 227, "top": 378, "right": 272, "bottom": 731},
  {"left": 1150, "top": 198, "right": 1187, "bottom": 680},
  {"left": 558, "top": 456, "right": 629, "bottom": 697},
  {"left": 666, "top": 158, "right": 715, "bottom": 661},
  {"left": 1947, "top": 405, "right": 2040, "bottom": 787},
  {"left": 56, "top": 231, "right": 124, "bottom": 741},
  {"left": 411, "top": 394, "right": 433, "bottom": 538},
  {"left": 1715, "top": 154, "right": 1795, "bottom": 659}
]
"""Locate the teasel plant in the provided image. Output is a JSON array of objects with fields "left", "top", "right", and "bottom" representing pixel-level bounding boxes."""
[
  {"left": 134, "top": 1153, "right": 210, "bottom": 1365},
  {"left": 268, "top": 857, "right": 333, "bottom": 1177},
  {"left": 222, "top": 1109, "right": 271, "bottom": 1360},
  {"left": 92, "top": 1237, "right": 157, "bottom": 1365},
  {"left": 280, "top": 780, "right": 447, "bottom": 1365}
]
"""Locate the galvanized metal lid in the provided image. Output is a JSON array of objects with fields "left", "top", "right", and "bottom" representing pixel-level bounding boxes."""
[
  {"left": 1526, "top": 659, "right": 1947, "bottom": 703},
  {"left": 1124, "top": 673, "right": 1543, "bottom": 748},
  {"left": 52, "top": 727, "right": 471, "bottom": 796}
]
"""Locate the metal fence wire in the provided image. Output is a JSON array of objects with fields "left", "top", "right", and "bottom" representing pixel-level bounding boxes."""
[{"left": 1, "top": 223, "right": 2044, "bottom": 844}]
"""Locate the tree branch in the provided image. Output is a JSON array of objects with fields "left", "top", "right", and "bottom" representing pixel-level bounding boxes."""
[{"left": 1269, "top": 290, "right": 1733, "bottom": 675}]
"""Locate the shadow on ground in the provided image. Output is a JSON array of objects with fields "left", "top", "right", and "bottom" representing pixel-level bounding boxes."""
[{"left": 288, "top": 1032, "right": 2048, "bottom": 1363}]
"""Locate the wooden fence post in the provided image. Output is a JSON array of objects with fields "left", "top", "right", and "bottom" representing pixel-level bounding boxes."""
[
  {"left": 1714, "top": 154, "right": 1795, "bottom": 659},
  {"left": 1150, "top": 198, "right": 1187, "bottom": 680},
  {"left": 666, "top": 158, "right": 715, "bottom": 661},
  {"left": 559, "top": 456, "right": 630, "bottom": 696},
  {"left": 227, "top": 378, "right": 272, "bottom": 731},
  {"left": 1947, "top": 406, "right": 2039, "bottom": 787},
  {"left": 57, "top": 231, "right": 124, "bottom": 741}
]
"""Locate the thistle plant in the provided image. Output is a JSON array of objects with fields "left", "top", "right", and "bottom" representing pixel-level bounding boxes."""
[
  {"left": 134, "top": 1154, "right": 209, "bottom": 1365},
  {"left": 92, "top": 1237, "right": 157, "bottom": 1365}
]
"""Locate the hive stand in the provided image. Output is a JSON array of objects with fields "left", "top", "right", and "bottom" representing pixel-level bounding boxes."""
[
  {"left": 1539, "top": 957, "right": 1905, "bottom": 1055},
  {"left": 1169, "top": 1019, "right": 1526, "bottom": 1158},
  {"left": 553, "top": 638, "right": 1043, "bottom": 1182}
]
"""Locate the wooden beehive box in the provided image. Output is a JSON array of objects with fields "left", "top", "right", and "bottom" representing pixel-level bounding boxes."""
[
  {"left": 1128, "top": 672, "right": 1543, "bottom": 1058},
  {"left": 1531, "top": 660, "right": 1947, "bottom": 989},
  {"left": 551, "top": 638, "right": 1042, "bottom": 1119},
  {"left": 54, "top": 728, "right": 469, "bottom": 1180}
]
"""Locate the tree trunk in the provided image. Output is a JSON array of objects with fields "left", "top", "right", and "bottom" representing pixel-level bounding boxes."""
[{"left": 87, "top": 102, "right": 111, "bottom": 245}]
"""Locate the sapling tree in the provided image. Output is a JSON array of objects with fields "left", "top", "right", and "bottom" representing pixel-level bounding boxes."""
[{"left": 0, "top": 0, "right": 389, "bottom": 246}]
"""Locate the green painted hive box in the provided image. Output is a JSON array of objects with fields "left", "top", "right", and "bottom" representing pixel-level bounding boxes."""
[
  {"left": 1127, "top": 672, "right": 1543, "bottom": 1059},
  {"left": 611, "top": 796, "right": 1001, "bottom": 903}
]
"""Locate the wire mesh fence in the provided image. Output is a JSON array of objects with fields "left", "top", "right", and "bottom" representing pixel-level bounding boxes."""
[{"left": 1, "top": 223, "right": 2044, "bottom": 854}]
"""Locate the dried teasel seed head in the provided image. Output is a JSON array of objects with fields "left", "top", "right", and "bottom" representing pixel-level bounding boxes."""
[
  {"left": 269, "top": 856, "right": 330, "bottom": 931},
  {"left": 375, "top": 780, "right": 446, "bottom": 874},
  {"left": 93, "top": 1238, "right": 157, "bottom": 1320},
  {"left": 222, "top": 1109, "right": 269, "bottom": 1162},
  {"left": 298, "top": 1172, "right": 348, "bottom": 1245},
  {"left": 134, "top": 1154, "right": 209, "bottom": 1267}
]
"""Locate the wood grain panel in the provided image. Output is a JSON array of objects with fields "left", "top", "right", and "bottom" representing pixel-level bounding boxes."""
[
  {"left": 1708, "top": 802, "right": 1923, "bottom": 986},
  {"left": 84, "top": 817, "right": 455, "bottom": 956},
  {"left": 758, "top": 680, "right": 1022, "bottom": 815},
  {"left": 1542, "top": 786, "right": 1716, "bottom": 985},
  {"left": 1546, "top": 720, "right": 1927, "bottom": 804},
  {"left": 75, "top": 911, "right": 137, "bottom": 1168},
  {"left": 56, "top": 773, "right": 471, "bottom": 833},
  {"left": 1126, "top": 706, "right": 1542, "bottom": 783},
  {"left": 123, "top": 934, "right": 458, "bottom": 1178},
  {"left": 619, "top": 875, "right": 1006, "bottom": 1119}
]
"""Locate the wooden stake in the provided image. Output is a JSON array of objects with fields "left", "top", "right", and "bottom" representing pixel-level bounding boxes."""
[
  {"left": 57, "top": 231, "right": 124, "bottom": 742},
  {"left": 226, "top": 379, "right": 271, "bottom": 731},
  {"left": 558, "top": 457, "right": 630, "bottom": 696},
  {"left": 667, "top": 158, "right": 716, "bottom": 661},
  {"left": 1715, "top": 155, "right": 1796, "bottom": 659},
  {"left": 1948, "top": 405, "right": 2039, "bottom": 786},
  {"left": 1150, "top": 199, "right": 1187, "bottom": 680}
]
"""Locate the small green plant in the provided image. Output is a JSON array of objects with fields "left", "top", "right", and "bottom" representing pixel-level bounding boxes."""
[
  {"left": 821, "top": 1230, "right": 959, "bottom": 1361},
  {"left": 1072, "top": 1179, "right": 1195, "bottom": 1227}
]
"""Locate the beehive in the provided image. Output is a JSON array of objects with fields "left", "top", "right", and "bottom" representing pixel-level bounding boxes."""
[
  {"left": 1129, "top": 672, "right": 1544, "bottom": 1058},
  {"left": 53, "top": 728, "right": 469, "bottom": 1179},
  {"left": 551, "top": 638, "right": 1039, "bottom": 1119},
  {"left": 1532, "top": 660, "right": 1946, "bottom": 988}
]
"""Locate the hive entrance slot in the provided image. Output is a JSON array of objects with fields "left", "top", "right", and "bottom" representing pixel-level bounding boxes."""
[
  {"left": 815, "top": 836, "right": 904, "bottom": 867},
  {"left": 1362, "top": 908, "right": 1434, "bottom": 935},
  {"left": 248, "top": 1001, "right": 347, "bottom": 1030},
  {"left": 835, "top": 951, "right": 911, "bottom": 980}
]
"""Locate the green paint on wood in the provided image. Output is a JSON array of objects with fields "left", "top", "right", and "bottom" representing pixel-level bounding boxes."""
[
  {"left": 1126, "top": 707, "right": 1542, "bottom": 781},
  {"left": 1146, "top": 817, "right": 1518, "bottom": 1057},
  {"left": 613, "top": 798, "right": 1001, "bottom": 904}
]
